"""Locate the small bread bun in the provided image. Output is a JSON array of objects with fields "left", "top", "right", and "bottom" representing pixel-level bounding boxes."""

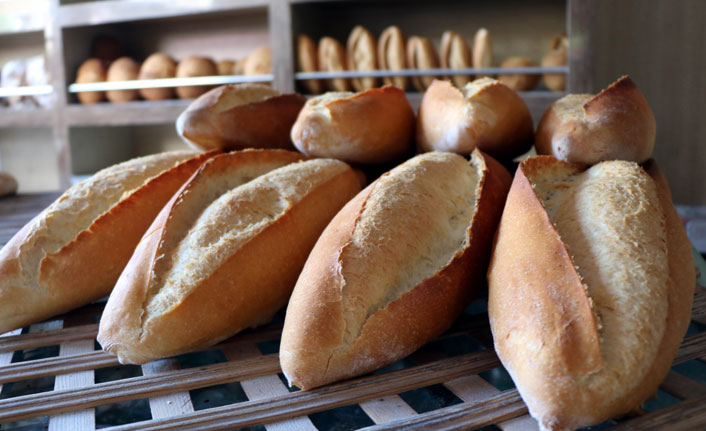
[
  {"left": 138, "top": 53, "right": 177, "bottom": 101},
  {"left": 318, "top": 36, "right": 350, "bottom": 92},
  {"left": 76, "top": 58, "right": 106, "bottom": 104},
  {"left": 535, "top": 75, "right": 656, "bottom": 165},
  {"left": 417, "top": 78, "right": 533, "bottom": 160},
  {"left": 177, "top": 83, "right": 306, "bottom": 152},
  {"left": 407, "top": 36, "right": 440, "bottom": 91},
  {"left": 297, "top": 35, "right": 324, "bottom": 94},
  {"left": 0, "top": 172, "right": 18, "bottom": 197},
  {"left": 498, "top": 56, "right": 540, "bottom": 91},
  {"left": 472, "top": 28, "right": 493, "bottom": 78},
  {"left": 440, "top": 31, "right": 472, "bottom": 88},
  {"left": 217, "top": 59, "right": 236, "bottom": 76},
  {"left": 541, "top": 35, "right": 568, "bottom": 91},
  {"left": 175, "top": 56, "right": 217, "bottom": 99},
  {"left": 106, "top": 57, "right": 140, "bottom": 103},
  {"left": 243, "top": 46, "right": 272, "bottom": 76},
  {"left": 347, "top": 26, "right": 379, "bottom": 91},
  {"left": 377, "top": 25, "right": 407, "bottom": 90},
  {"left": 291, "top": 86, "right": 415, "bottom": 164}
]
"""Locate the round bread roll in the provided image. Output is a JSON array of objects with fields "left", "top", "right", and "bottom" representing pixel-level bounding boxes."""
[
  {"left": 417, "top": 78, "right": 534, "bottom": 160},
  {"left": 106, "top": 57, "right": 140, "bottom": 103},
  {"left": 498, "top": 56, "right": 540, "bottom": 91},
  {"left": 0, "top": 172, "right": 18, "bottom": 197},
  {"left": 318, "top": 36, "right": 350, "bottom": 92},
  {"left": 347, "top": 26, "right": 379, "bottom": 91},
  {"left": 138, "top": 53, "right": 176, "bottom": 101},
  {"left": 297, "top": 35, "right": 324, "bottom": 94},
  {"left": 472, "top": 28, "right": 493, "bottom": 79},
  {"left": 243, "top": 46, "right": 272, "bottom": 76},
  {"left": 291, "top": 86, "right": 415, "bottom": 164},
  {"left": 541, "top": 35, "right": 568, "bottom": 91},
  {"left": 440, "top": 31, "right": 472, "bottom": 88},
  {"left": 176, "top": 83, "right": 306, "bottom": 152},
  {"left": 377, "top": 25, "right": 407, "bottom": 90},
  {"left": 176, "top": 56, "right": 217, "bottom": 99},
  {"left": 407, "top": 36, "right": 440, "bottom": 92},
  {"left": 535, "top": 75, "right": 656, "bottom": 165},
  {"left": 76, "top": 58, "right": 106, "bottom": 104},
  {"left": 217, "top": 59, "right": 236, "bottom": 76}
]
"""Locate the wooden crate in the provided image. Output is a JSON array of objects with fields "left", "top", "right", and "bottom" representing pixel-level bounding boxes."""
[{"left": 1, "top": 194, "right": 705, "bottom": 431}]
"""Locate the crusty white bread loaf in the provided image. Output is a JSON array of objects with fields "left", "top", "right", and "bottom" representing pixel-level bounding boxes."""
[
  {"left": 417, "top": 78, "right": 534, "bottom": 160},
  {"left": 347, "top": 26, "right": 379, "bottom": 91},
  {"left": 280, "top": 149, "right": 512, "bottom": 390},
  {"left": 0, "top": 150, "right": 216, "bottom": 333},
  {"left": 377, "top": 25, "right": 407, "bottom": 90},
  {"left": 535, "top": 76, "right": 656, "bottom": 165},
  {"left": 440, "top": 30, "right": 472, "bottom": 88},
  {"left": 176, "top": 83, "right": 306, "bottom": 152},
  {"left": 488, "top": 156, "right": 694, "bottom": 431},
  {"left": 290, "top": 86, "right": 415, "bottom": 164},
  {"left": 98, "top": 150, "right": 361, "bottom": 364}
]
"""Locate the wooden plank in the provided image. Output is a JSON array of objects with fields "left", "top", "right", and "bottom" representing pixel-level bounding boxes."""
[
  {"left": 359, "top": 395, "right": 418, "bottom": 424},
  {"left": 0, "top": 324, "right": 98, "bottom": 353},
  {"left": 608, "top": 394, "right": 706, "bottom": 431},
  {"left": 142, "top": 359, "right": 194, "bottom": 419},
  {"left": 48, "top": 338, "right": 96, "bottom": 431},
  {"left": 659, "top": 370, "right": 706, "bottom": 400},
  {"left": 0, "top": 329, "right": 23, "bottom": 394},
  {"left": 691, "top": 285, "right": 706, "bottom": 325},
  {"left": 674, "top": 332, "right": 706, "bottom": 364}
]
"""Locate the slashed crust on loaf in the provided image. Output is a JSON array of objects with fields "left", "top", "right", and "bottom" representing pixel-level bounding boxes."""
[{"left": 377, "top": 26, "right": 407, "bottom": 90}]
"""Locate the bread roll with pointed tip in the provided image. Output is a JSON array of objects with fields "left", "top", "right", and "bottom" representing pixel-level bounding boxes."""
[
  {"left": 76, "top": 58, "right": 106, "bottom": 104},
  {"left": 176, "top": 56, "right": 217, "bottom": 99},
  {"left": 440, "top": 31, "right": 472, "bottom": 87},
  {"left": 106, "top": 57, "right": 140, "bottom": 103},
  {"left": 280, "top": 150, "right": 512, "bottom": 390},
  {"left": 541, "top": 35, "right": 568, "bottom": 91},
  {"left": 377, "top": 25, "right": 407, "bottom": 90},
  {"left": 472, "top": 28, "right": 493, "bottom": 79},
  {"left": 297, "top": 35, "right": 324, "bottom": 94},
  {"left": 243, "top": 46, "right": 272, "bottom": 76},
  {"left": 138, "top": 53, "right": 177, "bottom": 101},
  {"left": 535, "top": 76, "right": 656, "bottom": 165},
  {"left": 318, "top": 37, "right": 350, "bottom": 92},
  {"left": 417, "top": 78, "right": 533, "bottom": 160},
  {"left": 0, "top": 150, "right": 217, "bottom": 333},
  {"left": 291, "top": 86, "right": 415, "bottom": 164},
  {"left": 176, "top": 83, "right": 305, "bottom": 152},
  {"left": 407, "top": 36, "right": 439, "bottom": 91},
  {"left": 98, "top": 150, "right": 362, "bottom": 364},
  {"left": 488, "top": 156, "right": 694, "bottom": 431},
  {"left": 347, "top": 26, "right": 379, "bottom": 91},
  {"left": 498, "top": 56, "right": 539, "bottom": 91}
]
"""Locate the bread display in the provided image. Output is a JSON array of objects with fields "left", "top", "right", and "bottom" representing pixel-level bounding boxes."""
[
  {"left": 377, "top": 25, "right": 407, "bottom": 90},
  {"left": 0, "top": 150, "right": 216, "bottom": 333},
  {"left": 417, "top": 78, "right": 534, "bottom": 160},
  {"left": 98, "top": 150, "right": 362, "bottom": 364},
  {"left": 175, "top": 56, "right": 217, "bottom": 99},
  {"left": 535, "top": 76, "right": 656, "bottom": 165},
  {"left": 76, "top": 58, "right": 106, "bottom": 104},
  {"left": 472, "top": 28, "right": 492, "bottom": 78},
  {"left": 541, "top": 35, "right": 568, "bottom": 91},
  {"left": 0, "top": 172, "right": 18, "bottom": 197},
  {"left": 296, "top": 35, "right": 324, "bottom": 94},
  {"left": 488, "top": 156, "right": 694, "bottom": 431},
  {"left": 176, "top": 83, "right": 306, "bottom": 152},
  {"left": 318, "top": 36, "right": 350, "bottom": 92},
  {"left": 347, "top": 26, "right": 379, "bottom": 91},
  {"left": 407, "top": 36, "right": 439, "bottom": 91},
  {"left": 216, "top": 59, "right": 236, "bottom": 76},
  {"left": 243, "top": 46, "right": 272, "bottom": 76},
  {"left": 440, "top": 30, "right": 472, "bottom": 87},
  {"left": 498, "top": 56, "right": 539, "bottom": 91},
  {"left": 291, "top": 86, "right": 415, "bottom": 164},
  {"left": 138, "top": 53, "right": 177, "bottom": 101},
  {"left": 106, "top": 57, "right": 140, "bottom": 103},
  {"left": 280, "top": 150, "right": 512, "bottom": 390}
]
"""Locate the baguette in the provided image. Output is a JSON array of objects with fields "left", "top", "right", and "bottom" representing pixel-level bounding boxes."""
[
  {"left": 541, "top": 35, "right": 568, "bottom": 91},
  {"left": 98, "top": 150, "right": 361, "bottom": 364},
  {"left": 347, "top": 26, "right": 379, "bottom": 91},
  {"left": 377, "top": 25, "right": 407, "bottom": 90},
  {"left": 297, "top": 35, "right": 324, "bottom": 94},
  {"left": 488, "top": 156, "right": 694, "bottom": 431},
  {"left": 472, "top": 28, "right": 492, "bottom": 79},
  {"left": 0, "top": 150, "right": 216, "bottom": 333},
  {"left": 318, "top": 37, "right": 350, "bottom": 92},
  {"left": 280, "top": 149, "right": 511, "bottom": 390},
  {"left": 440, "top": 31, "right": 472, "bottom": 87},
  {"left": 407, "top": 36, "right": 439, "bottom": 91}
]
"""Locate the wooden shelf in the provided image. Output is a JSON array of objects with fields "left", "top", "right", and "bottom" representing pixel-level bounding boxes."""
[
  {"left": 0, "top": 107, "right": 52, "bottom": 127},
  {"left": 65, "top": 99, "right": 192, "bottom": 127},
  {"left": 0, "top": 0, "right": 48, "bottom": 35}
]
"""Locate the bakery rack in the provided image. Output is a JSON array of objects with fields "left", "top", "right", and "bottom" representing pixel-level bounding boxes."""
[{"left": 1, "top": 193, "right": 705, "bottom": 431}]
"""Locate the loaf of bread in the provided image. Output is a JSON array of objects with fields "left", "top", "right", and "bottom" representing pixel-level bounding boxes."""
[
  {"left": 176, "top": 56, "right": 217, "bottom": 99},
  {"left": 407, "top": 36, "right": 439, "bottom": 91},
  {"left": 535, "top": 75, "right": 656, "bottom": 165},
  {"left": 0, "top": 172, "right": 17, "bottom": 197},
  {"left": 498, "top": 56, "right": 539, "bottom": 91},
  {"left": 138, "top": 53, "right": 177, "bottom": 101},
  {"left": 217, "top": 59, "right": 236, "bottom": 76},
  {"left": 440, "top": 30, "right": 472, "bottom": 87},
  {"left": 318, "top": 37, "right": 350, "bottom": 92},
  {"left": 297, "top": 35, "right": 324, "bottom": 94},
  {"left": 76, "top": 58, "right": 106, "bottom": 104},
  {"left": 347, "top": 26, "right": 379, "bottom": 91},
  {"left": 98, "top": 150, "right": 361, "bottom": 364},
  {"left": 176, "top": 83, "right": 306, "bottom": 152},
  {"left": 0, "top": 151, "right": 216, "bottom": 333},
  {"left": 377, "top": 25, "right": 407, "bottom": 90},
  {"left": 291, "top": 86, "right": 415, "bottom": 164},
  {"left": 541, "top": 35, "right": 568, "bottom": 91},
  {"left": 106, "top": 57, "right": 140, "bottom": 103},
  {"left": 472, "top": 28, "right": 492, "bottom": 79},
  {"left": 488, "top": 156, "right": 694, "bottom": 431},
  {"left": 243, "top": 46, "right": 272, "bottom": 76},
  {"left": 416, "top": 78, "right": 534, "bottom": 160},
  {"left": 280, "top": 150, "right": 512, "bottom": 390}
]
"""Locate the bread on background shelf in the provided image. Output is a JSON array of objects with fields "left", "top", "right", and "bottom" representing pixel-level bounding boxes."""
[
  {"left": 347, "top": 26, "right": 379, "bottom": 91},
  {"left": 440, "top": 30, "right": 472, "bottom": 87},
  {"left": 297, "top": 35, "right": 324, "bottom": 94},
  {"left": 407, "top": 36, "right": 440, "bottom": 91},
  {"left": 318, "top": 36, "right": 351, "bottom": 92},
  {"left": 541, "top": 35, "right": 568, "bottom": 91},
  {"left": 377, "top": 25, "right": 408, "bottom": 90},
  {"left": 472, "top": 28, "right": 493, "bottom": 79},
  {"left": 175, "top": 56, "right": 218, "bottom": 99},
  {"left": 106, "top": 57, "right": 140, "bottom": 103},
  {"left": 243, "top": 46, "right": 272, "bottom": 76},
  {"left": 497, "top": 56, "right": 540, "bottom": 91},
  {"left": 138, "top": 52, "right": 177, "bottom": 101},
  {"left": 75, "top": 58, "right": 107, "bottom": 104}
]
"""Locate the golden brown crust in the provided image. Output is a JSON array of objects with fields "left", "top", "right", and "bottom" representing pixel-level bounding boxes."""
[
  {"left": 216, "top": 59, "right": 236, "bottom": 76},
  {"left": 138, "top": 53, "right": 177, "bottom": 101},
  {"left": 106, "top": 57, "right": 140, "bottom": 103},
  {"left": 377, "top": 26, "right": 407, "bottom": 90},
  {"left": 243, "top": 46, "right": 272, "bottom": 76},
  {"left": 440, "top": 31, "right": 472, "bottom": 88},
  {"left": 535, "top": 76, "right": 656, "bottom": 165},
  {"left": 0, "top": 172, "right": 17, "bottom": 196},
  {"left": 347, "top": 26, "right": 379, "bottom": 91},
  {"left": 291, "top": 86, "right": 415, "bottom": 164},
  {"left": 407, "top": 36, "right": 439, "bottom": 91},
  {"left": 297, "top": 35, "right": 324, "bottom": 94},
  {"left": 541, "top": 35, "right": 568, "bottom": 91},
  {"left": 472, "top": 28, "right": 493, "bottom": 79},
  {"left": 177, "top": 83, "right": 306, "bottom": 152},
  {"left": 175, "top": 56, "right": 217, "bottom": 99},
  {"left": 416, "top": 78, "right": 534, "bottom": 160},
  {"left": 497, "top": 56, "right": 539, "bottom": 91},
  {"left": 76, "top": 58, "right": 106, "bottom": 104},
  {"left": 318, "top": 37, "right": 350, "bottom": 92}
]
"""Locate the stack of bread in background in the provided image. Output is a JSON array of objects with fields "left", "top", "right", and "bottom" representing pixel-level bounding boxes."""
[
  {"left": 297, "top": 25, "right": 568, "bottom": 94},
  {"left": 0, "top": 63, "right": 695, "bottom": 431}
]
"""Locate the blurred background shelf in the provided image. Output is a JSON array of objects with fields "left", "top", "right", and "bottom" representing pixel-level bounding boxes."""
[{"left": 65, "top": 99, "right": 191, "bottom": 126}]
